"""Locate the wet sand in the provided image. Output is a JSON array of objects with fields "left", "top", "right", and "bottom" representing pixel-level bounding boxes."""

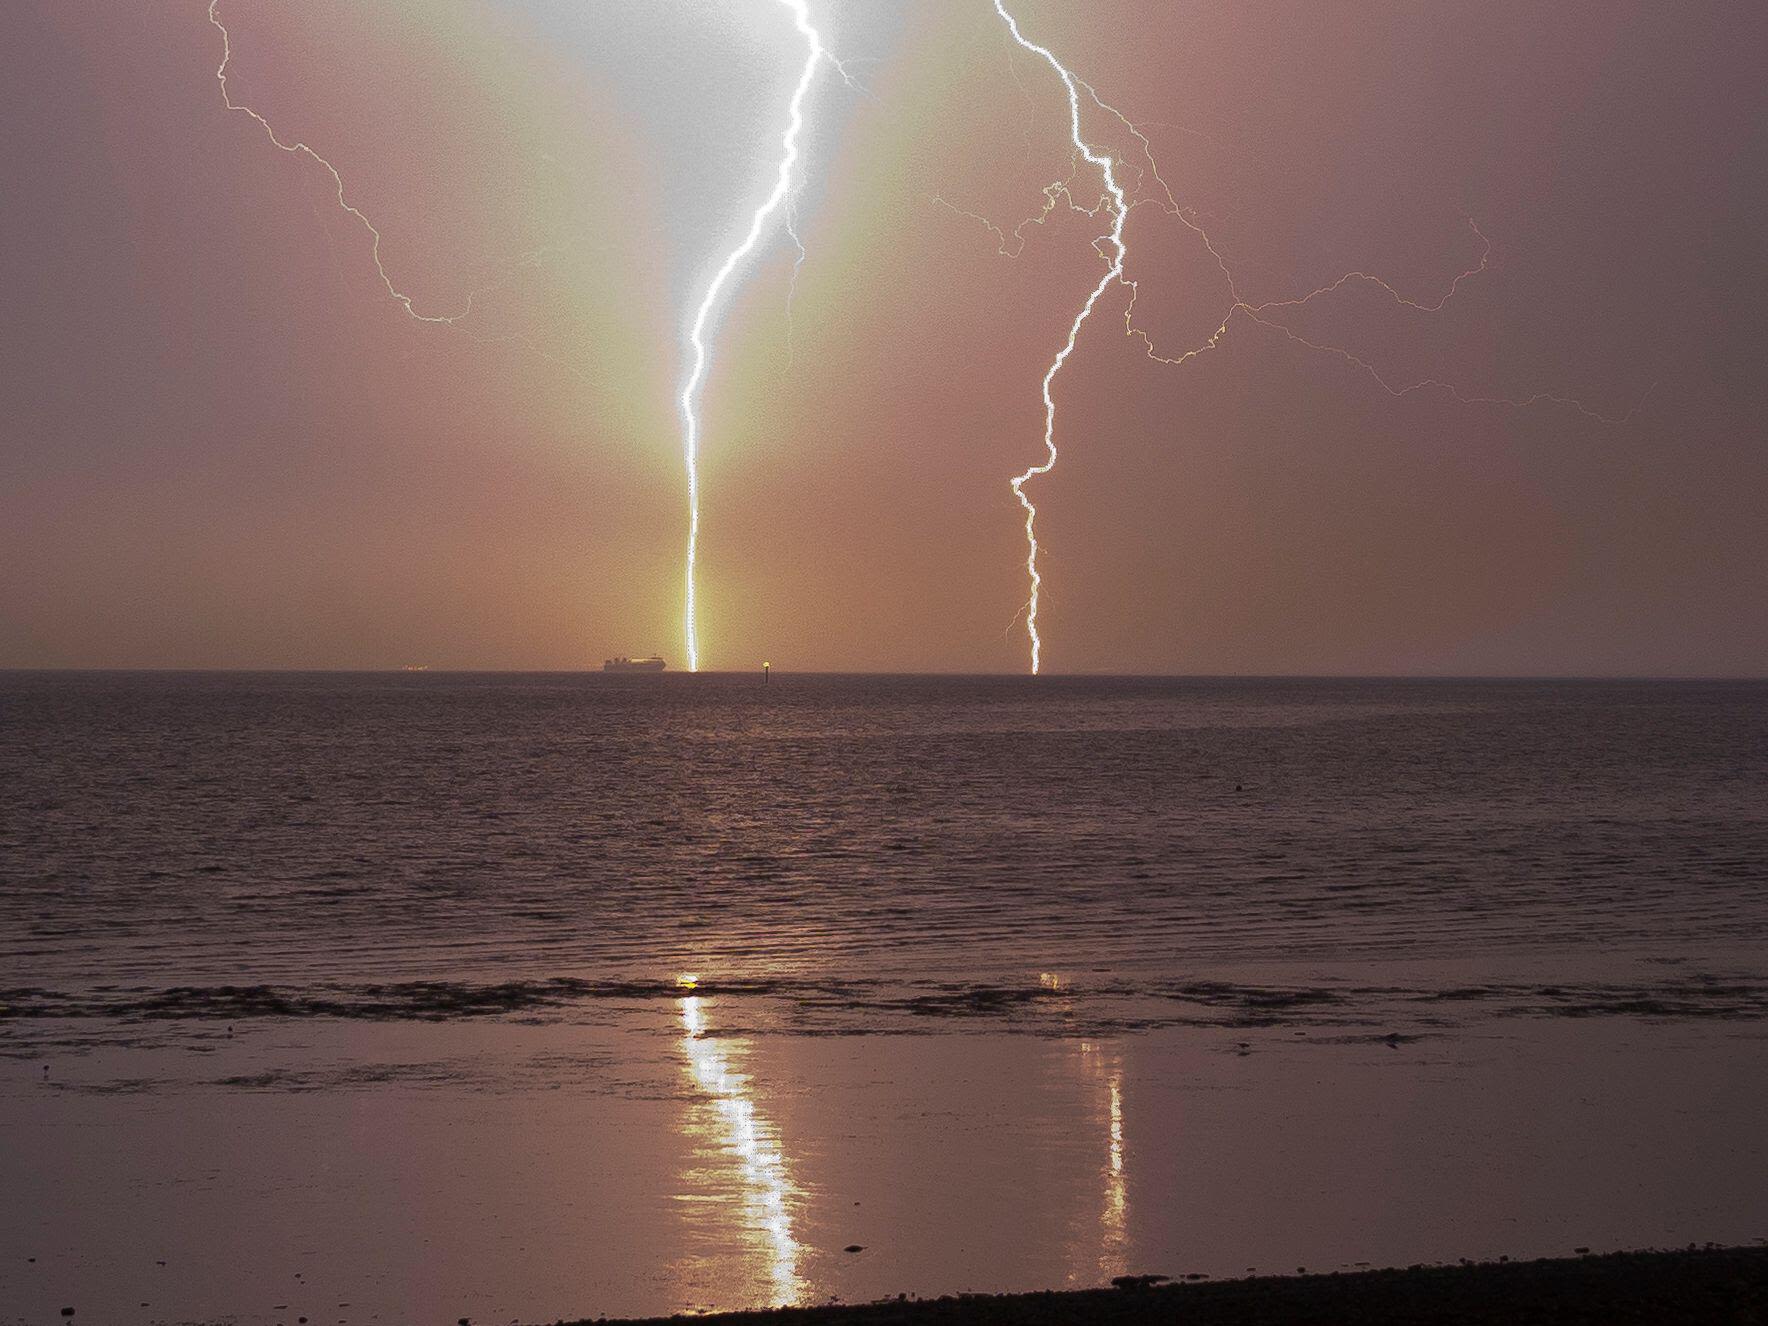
[
  {"left": 594, "top": 1248, "right": 1768, "bottom": 1325},
  {"left": 4, "top": 678, "right": 1767, "bottom": 1321},
  {"left": 7, "top": 1016, "right": 1767, "bottom": 1323}
]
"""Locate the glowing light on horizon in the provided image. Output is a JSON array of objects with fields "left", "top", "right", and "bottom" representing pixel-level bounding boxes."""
[
  {"left": 989, "top": 1, "right": 1129, "bottom": 677},
  {"left": 679, "top": 994, "right": 802, "bottom": 1305},
  {"left": 679, "top": 1, "right": 834, "bottom": 674},
  {"left": 208, "top": 1, "right": 852, "bottom": 672},
  {"left": 210, "top": 2, "right": 1654, "bottom": 673}
]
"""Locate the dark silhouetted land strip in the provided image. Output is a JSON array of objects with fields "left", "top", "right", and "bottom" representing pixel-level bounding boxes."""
[{"left": 585, "top": 1248, "right": 1768, "bottom": 1326}]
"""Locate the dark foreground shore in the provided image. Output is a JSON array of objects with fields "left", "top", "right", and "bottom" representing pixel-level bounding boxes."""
[{"left": 590, "top": 1248, "right": 1768, "bottom": 1326}]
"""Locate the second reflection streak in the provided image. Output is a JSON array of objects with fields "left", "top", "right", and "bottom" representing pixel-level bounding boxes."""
[{"left": 1081, "top": 1040, "right": 1128, "bottom": 1282}]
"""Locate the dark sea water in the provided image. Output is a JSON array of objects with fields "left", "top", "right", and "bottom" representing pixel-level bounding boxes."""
[
  {"left": 2, "top": 673, "right": 1766, "bottom": 1324},
  {"left": 5, "top": 672, "right": 1766, "bottom": 991}
]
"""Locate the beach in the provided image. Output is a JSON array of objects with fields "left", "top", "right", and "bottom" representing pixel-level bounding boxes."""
[
  {"left": 595, "top": 1249, "right": 1768, "bottom": 1326},
  {"left": 8, "top": 0, "right": 1764, "bottom": 1316},
  {"left": 4, "top": 673, "right": 1766, "bottom": 1323}
]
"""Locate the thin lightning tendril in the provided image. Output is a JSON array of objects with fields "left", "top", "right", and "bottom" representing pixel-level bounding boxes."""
[
  {"left": 990, "top": 0, "right": 1129, "bottom": 677},
  {"left": 782, "top": 203, "right": 809, "bottom": 374},
  {"left": 209, "top": 5, "right": 612, "bottom": 393},
  {"left": 214, "top": 0, "right": 856, "bottom": 673},
  {"left": 956, "top": 17, "right": 1652, "bottom": 673},
  {"left": 1119, "top": 212, "right": 1652, "bottom": 425},
  {"left": 679, "top": 0, "right": 834, "bottom": 674},
  {"left": 208, "top": 1, "right": 474, "bottom": 326},
  {"left": 213, "top": 0, "right": 1642, "bottom": 676}
]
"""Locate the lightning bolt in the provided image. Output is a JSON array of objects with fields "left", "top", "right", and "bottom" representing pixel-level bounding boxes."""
[
  {"left": 207, "top": 1, "right": 474, "bottom": 326},
  {"left": 1071, "top": 86, "right": 1655, "bottom": 425},
  {"left": 209, "top": 4, "right": 635, "bottom": 403},
  {"left": 679, "top": 1, "right": 834, "bottom": 674},
  {"left": 213, "top": 0, "right": 852, "bottom": 671},
  {"left": 958, "top": 18, "right": 1650, "bottom": 673},
  {"left": 989, "top": 1, "right": 1129, "bottom": 677},
  {"left": 1121, "top": 211, "right": 1654, "bottom": 426}
]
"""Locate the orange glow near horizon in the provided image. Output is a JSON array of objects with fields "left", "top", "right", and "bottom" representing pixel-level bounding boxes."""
[{"left": 6, "top": 2, "right": 1755, "bottom": 677}]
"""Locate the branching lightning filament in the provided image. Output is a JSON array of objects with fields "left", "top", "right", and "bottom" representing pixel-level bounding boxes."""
[
  {"left": 990, "top": 1, "right": 1129, "bottom": 677},
  {"left": 679, "top": 1, "right": 832, "bottom": 674},
  {"left": 207, "top": 1, "right": 472, "bottom": 326},
  {"left": 211, "top": 1, "right": 1645, "bottom": 677},
  {"left": 958, "top": 13, "right": 1648, "bottom": 675}
]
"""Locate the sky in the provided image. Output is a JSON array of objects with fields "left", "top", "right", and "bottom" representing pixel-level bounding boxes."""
[{"left": 2, "top": 0, "right": 1763, "bottom": 675}]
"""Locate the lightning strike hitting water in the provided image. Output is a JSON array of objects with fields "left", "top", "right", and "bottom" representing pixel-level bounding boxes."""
[
  {"left": 215, "top": 1, "right": 848, "bottom": 668},
  {"left": 953, "top": 25, "right": 1648, "bottom": 672},
  {"left": 990, "top": 1, "right": 1129, "bottom": 676},
  {"left": 679, "top": 1, "right": 832, "bottom": 674}
]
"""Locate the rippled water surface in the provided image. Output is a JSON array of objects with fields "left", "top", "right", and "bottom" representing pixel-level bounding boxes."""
[
  {"left": 5, "top": 672, "right": 1766, "bottom": 989},
  {"left": 2, "top": 673, "right": 1765, "bottom": 1324}
]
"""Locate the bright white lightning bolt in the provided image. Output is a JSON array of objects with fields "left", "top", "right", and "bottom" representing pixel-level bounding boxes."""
[
  {"left": 955, "top": 21, "right": 1652, "bottom": 673},
  {"left": 679, "top": 2, "right": 832, "bottom": 674},
  {"left": 990, "top": 1, "right": 1129, "bottom": 677}
]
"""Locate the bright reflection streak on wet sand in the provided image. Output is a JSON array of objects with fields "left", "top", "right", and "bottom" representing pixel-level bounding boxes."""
[
  {"left": 678, "top": 994, "right": 803, "bottom": 1307},
  {"left": 1078, "top": 1040, "right": 1128, "bottom": 1283}
]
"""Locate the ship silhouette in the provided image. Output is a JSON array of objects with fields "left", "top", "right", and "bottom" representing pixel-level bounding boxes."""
[{"left": 603, "top": 655, "right": 666, "bottom": 673}]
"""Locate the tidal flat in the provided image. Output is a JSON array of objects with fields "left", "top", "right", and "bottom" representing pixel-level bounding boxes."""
[{"left": 593, "top": 1249, "right": 1768, "bottom": 1326}]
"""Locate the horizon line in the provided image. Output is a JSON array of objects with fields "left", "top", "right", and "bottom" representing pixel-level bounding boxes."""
[{"left": 3, "top": 667, "right": 1765, "bottom": 684}]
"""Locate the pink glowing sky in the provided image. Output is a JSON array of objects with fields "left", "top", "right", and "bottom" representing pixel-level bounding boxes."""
[{"left": 2, "top": 1, "right": 1763, "bottom": 673}]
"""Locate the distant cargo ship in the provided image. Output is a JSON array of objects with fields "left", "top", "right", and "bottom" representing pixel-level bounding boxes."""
[{"left": 603, "top": 656, "right": 667, "bottom": 673}]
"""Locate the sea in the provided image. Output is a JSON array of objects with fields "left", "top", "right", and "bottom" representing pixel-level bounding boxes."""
[{"left": 2, "top": 672, "right": 1765, "bottom": 1323}]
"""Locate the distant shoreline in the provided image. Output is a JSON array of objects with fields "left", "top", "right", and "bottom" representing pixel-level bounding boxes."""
[{"left": 588, "top": 1248, "right": 1768, "bottom": 1326}]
